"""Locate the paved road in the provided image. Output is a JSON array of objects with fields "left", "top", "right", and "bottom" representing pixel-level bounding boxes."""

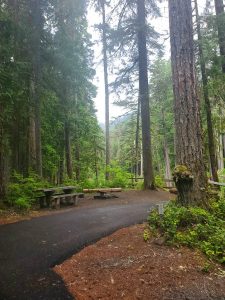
[{"left": 0, "top": 198, "right": 167, "bottom": 300}]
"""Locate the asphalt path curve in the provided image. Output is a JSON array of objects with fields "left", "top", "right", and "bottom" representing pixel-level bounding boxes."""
[{"left": 0, "top": 192, "right": 169, "bottom": 300}]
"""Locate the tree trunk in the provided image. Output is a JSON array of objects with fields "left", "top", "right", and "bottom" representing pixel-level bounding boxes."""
[
  {"left": 0, "top": 110, "right": 6, "bottom": 201},
  {"left": 64, "top": 121, "right": 73, "bottom": 179},
  {"left": 11, "top": 107, "right": 19, "bottom": 172},
  {"left": 140, "top": 144, "right": 143, "bottom": 178},
  {"left": 75, "top": 145, "right": 80, "bottom": 181},
  {"left": 74, "top": 108, "right": 80, "bottom": 181},
  {"left": 30, "top": 0, "right": 42, "bottom": 177},
  {"left": 28, "top": 97, "right": 36, "bottom": 173},
  {"left": 195, "top": 0, "right": 219, "bottom": 182},
  {"left": 9, "top": 0, "right": 20, "bottom": 174},
  {"left": 137, "top": 0, "right": 155, "bottom": 189},
  {"left": 58, "top": 146, "right": 64, "bottom": 185},
  {"left": 214, "top": 0, "right": 225, "bottom": 73},
  {"left": 162, "top": 108, "right": 172, "bottom": 186},
  {"left": 100, "top": 0, "right": 110, "bottom": 180},
  {"left": 135, "top": 99, "right": 140, "bottom": 180},
  {"left": 94, "top": 138, "right": 99, "bottom": 182},
  {"left": 218, "top": 133, "right": 224, "bottom": 169},
  {"left": 168, "top": 0, "right": 207, "bottom": 206},
  {"left": 163, "top": 139, "right": 172, "bottom": 187},
  {"left": 223, "top": 133, "right": 225, "bottom": 158}
]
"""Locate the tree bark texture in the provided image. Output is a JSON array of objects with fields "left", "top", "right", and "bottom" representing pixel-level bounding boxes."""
[
  {"left": 195, "top": 0, "right": 219, "bottom": 182},
  {"left": 135, "top": 99, "right": 140, "bottom": 180},
  {"left": 137, "top": 0, "right": 155, "bottom": 189},
  {"left": 163, "top": 139, "right": 172, "bottom": 187},
  {"left": 64, "top": 120, "right": 73, "bottom": 179},
  {"left": 162, "top": 108, "right": 172, "bottom": 186},
  {"left": 28, "top": 95, "right": 37, "bottom": 173},
  {"left": 168, "top": 0, "right": 207, "bottom": 205},
  {"left": 100, "top": 0, "right": 110, "bottom": 180},
  {"left": 8, "top": 0, "right": 29, "bottom": 176},
  {"left": 75, "top": 144, "right": 80, "bottom": 181},
  {"left": 0, "top": 107, "right": 6, "bottom": 200},
  {"left": 30, "top": 0, "right": 43, "bottom": 177},
  {"left": 214, "top": 0, "right": 225, "bottom": 73},
  {"left": 94, "top": 137, "right": 99, "bottom": 182},
  {"left": 58, "top": 146, "right": 64, "bottom": 185},
  {"left": 11, "top": 105, "right": 19, "bottom": 172},
  {"left": 218, "top": 133, "right": 225, "bottom": 169}
]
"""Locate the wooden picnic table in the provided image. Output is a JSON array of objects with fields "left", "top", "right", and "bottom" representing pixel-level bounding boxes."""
[
  {"left": 35, "top": 188, "right": 56, "bottom": 208},
  {"left": 62, "top": 186, "right": 76, "bottom": 194},
  {"left": 36, "top": 186, "right": 77, "bottom": 208}
]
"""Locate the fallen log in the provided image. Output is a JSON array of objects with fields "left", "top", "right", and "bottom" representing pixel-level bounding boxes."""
[{"left": 83, "top": 188, "right": 122, "bottom": 193}]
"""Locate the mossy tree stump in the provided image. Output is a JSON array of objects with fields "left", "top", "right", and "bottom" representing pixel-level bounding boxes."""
[{"left": 173, "top": 165, "right": 194, "bottom": 206}]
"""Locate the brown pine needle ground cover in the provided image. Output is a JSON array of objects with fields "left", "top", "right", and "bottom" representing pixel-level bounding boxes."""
[{"left": 54, "top": 224, "right": 225, "bottom": 300}]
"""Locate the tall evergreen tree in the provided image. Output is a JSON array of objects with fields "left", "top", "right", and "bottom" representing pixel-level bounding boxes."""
[
  {"left": 195, "top": 0, "right": 219, "bottom": 182},
  {"left": 29, "top": 0, "right": 43, "bottom": 177},
  {"left": 214, "top": 0, "right": 225, "bottom": 73},
  {"left": 150, "top": 59, "right": 174, "bottom": 185},
  {"left": 168, "top": 0, "right": 207, "bottom": 206},
  {"left": 137, "top": 0, "right": 154, "bottom": 189},
  {"left": 103, "top": 0, "right": 161, "bottom": 188},
  {"left": 97, "top": 0, "right": 110, "bottom": 180}
]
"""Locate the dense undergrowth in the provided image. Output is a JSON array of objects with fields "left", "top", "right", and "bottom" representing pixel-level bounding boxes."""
[
  {"left": 5, "top": 173, "right": 50, "bottom": 210},
  {"left": 3, "top": 164, "right": 166, "bottom": 210},
  {"left": 147, "top": 198, "right": 225, "bottom": 264}
]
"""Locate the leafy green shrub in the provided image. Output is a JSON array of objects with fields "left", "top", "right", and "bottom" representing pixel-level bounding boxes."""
[
  {"left": 155, "top": 175, "right": 164, "bottom": 188},
  {"left": 80, "top": 178, "right": 99, "bottom": 189},
  {"left": 14, "top": 197, "right": 31, "bottom": 210},
  {"left": 106, "top": 162, "right": 132, "bottom": 188},
  {"left": 134, "top": 175, "right": 164, "bottom": 190},
  {"left": 6, "top": 172, "right": 49, "bottom": 208},
  {"left": 210, "top": 198, "right": 225, "bottom": 219},
  {"left": 143, "top": 228, "right": 151, "bottom": 241},
  {"left": 63, "top": 178, "right": 78, "bottom": 187},
  {"left": 148, "top": 201, "right": 225, "bottom": 263},
  {"left": 134, "top": 180, "right": 144, "bottom": 190}
]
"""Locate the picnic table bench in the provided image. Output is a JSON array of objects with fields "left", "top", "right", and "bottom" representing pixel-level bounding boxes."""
[
  {"left": 51, "top": 193, "right": 79, "bottom": 209},
  {"left": 36, "top": 186, "right": 84, "bottom": 209},
  {"left": 83, "top": 188, "right": 122, "bottom": 199}
]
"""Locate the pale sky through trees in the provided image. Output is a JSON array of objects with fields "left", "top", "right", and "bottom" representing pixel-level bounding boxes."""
[{"left": 88, "top": 0, "right": 208, "bottom": 124}]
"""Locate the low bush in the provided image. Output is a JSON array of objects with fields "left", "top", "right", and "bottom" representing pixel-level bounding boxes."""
[
  {"left": 14, "top": 197, "right": 31, "bottom": 210},
  {"left": 134, "top": 180, "right": 144, "bottom": 190},
  {"left": 106, "top": 162, "right": 132, "bottom": 188},
  {"left": 74, "top": 163, "right": 132, "bottom": 190},
  {"left": 6, "top": 172, "right": 49, "bottom": 209},
  {"left": 155, "top": 175, "right": 164, "bottom": 188},
  {"left": 148, "top": 200, "right": 225, "bottom": 264}
]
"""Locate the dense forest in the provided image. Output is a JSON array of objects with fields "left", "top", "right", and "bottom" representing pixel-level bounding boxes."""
[
  {"left": 2, "top": 2, "right": 225, "bottom": 299},
  {"left": 0, "top": 0, "right": 225, "bottom": 208},
  {"left": 0, "top": 0, "right": 104, "bottom": 206}
]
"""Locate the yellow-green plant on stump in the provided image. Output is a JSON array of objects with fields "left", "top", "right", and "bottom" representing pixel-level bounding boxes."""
[{"left": 173, "top": 165, "right": 194, "bottom": 206}]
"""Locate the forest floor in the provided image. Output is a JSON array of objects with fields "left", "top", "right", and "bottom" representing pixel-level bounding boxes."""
[
  {"left": 0, "top": 189, "right": 170, "bottom": 225},
  {"left": 54, "top": 224, "right": 225, "bottom": 300}
]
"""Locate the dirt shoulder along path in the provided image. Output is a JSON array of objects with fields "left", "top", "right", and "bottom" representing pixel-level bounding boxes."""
[{"left": 54, "top": 224, "right": 225, "bottom": 300}]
